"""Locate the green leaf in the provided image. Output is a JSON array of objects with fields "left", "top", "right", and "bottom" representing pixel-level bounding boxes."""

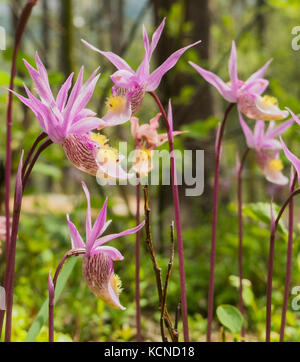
[
  {"left": 216, "top": 304, "right": 244, "bottom": 334},
  {"left": 243, "top": 202, "right": 287, "bottom": 235},
  {"left": 180, "top": 116, "right": 219, "bottom": 139},
  {"left": 32, "top": 163, "right": 62, "bottom": 180},
  {"left": 24, "top": 257, "right": 78, "bottom": 342}
]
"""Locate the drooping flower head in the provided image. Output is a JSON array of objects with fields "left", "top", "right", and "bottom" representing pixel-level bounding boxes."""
[
  {"left": 189, "top": 41, "right": 288, "bottom": 121},
  {"left": 10, "top": 53, "right": 131, "bottom": 179},
  {"left": 67, "top": 182, "right": 145, "bottom": 310},
  {"left": 239, "top": 111, "right": 294, "bottom": 185},
  {"left": 130, "top": 113, "right": 186, "bottom": 175},
  {"left": 82, "top": 18, "right": 201, "bottom": 126}
]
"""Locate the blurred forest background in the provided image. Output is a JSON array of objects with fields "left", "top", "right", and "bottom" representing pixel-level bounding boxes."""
[{"left": 0, "top": 0, "right": 300, "bottom": 341}]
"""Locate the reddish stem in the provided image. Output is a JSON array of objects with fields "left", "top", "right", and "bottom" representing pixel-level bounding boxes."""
[
  {"left": 150, "top": 91, "right": 189, "bottom": 342},
  {"left": 135, "top": 180, "right": 142, "bottom": 341},
  {"left": 237, "top": 148, "right": 249, "bottom": 339},
  {"left": 1, "top": 0, "right": 39, "bottom": 339},
  {"left": 4, "top": 0, "right": 39, "bottom": 297},
  {"left": 22, "top": 132, "right": 47, "bottom": 178},
  {"left": 49, "top": 249, "right": 85, "bottom": 342},
  {"left": 206, "top": 103, "right": 235, "bottom": 341},
  {"left": 279, "top": 173, "right": 297, "bottom": 341},
  {"left": 266, "top": 186, "right": 300, "bottom": 342},
  {"left": 3, "top": 139, "right": 51, "bottom": 341}
]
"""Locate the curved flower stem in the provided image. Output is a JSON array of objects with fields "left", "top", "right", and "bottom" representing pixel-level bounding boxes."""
[
  {"left": 4, "top": 0, "right": 39, "bottom": 303},
  {"left": 22, "top": 132, "right": 47, "bottom": 178},
  {"left": 2, "top": 138, "right": 52, "bottom": 341},
  {"left": 237, "top": 148, "right": 249, "bottom": 339},
  {"left": 135, "top": 178, "right": 142, "bottom": 341},
  {"left": 49, "top": 249, "right": 85, "bottom": 342},
  {"left": 22, "top": 139, "right": 53, "bottom": 190},
  {"left": 279, "top": 173, "right": 297, "bottom": 342},
  {"left": 266, "top": 186, "right": 300, "bottom": 342},
  {"left": 149, "top": 91, "right": 189, "bottom": 342},
  {"left": 206, "top": 103, "right": 235, "bottom": 341}
]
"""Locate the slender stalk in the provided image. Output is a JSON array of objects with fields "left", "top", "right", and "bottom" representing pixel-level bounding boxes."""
[
  {"left": 279, "top": 173, "right": 297, "bottom": 341},
  {"left": 266, "top": 186, "right": 300, "bottom": 342},
  {"left": 135, "top": 178, "right": 142, "bottom": 342},
  {"left": 48, "top": 249, "right": 85, "bottom": 342},
  {"left": 3, "top": 0, "right": 39, "bottom": 312},
  {"left": 160, "top": 222, "right": 175, "bottom": 342},
  {"left": 149, "top": 91, "right": 189, "bottom": 342},
  {"left": 1, "top": 0, "right": 39, "bottom": 339},
  {"left": 206, "top": 103, "right": 235, "bottom": 341},
  {"left": 22, "top": 139, "right": 53, "bottom": 190},
  {"left": 4, "top": 139, "right": 52, "bottom": 341},
  {"left": 237, "top": 148, "right": 249, "bottom": 339},
  {"left": 22, "top": 132, "right": 47, "bottom": 178},
  {"left": 144, "top": 186, "right": 178, "bottom": 342}
]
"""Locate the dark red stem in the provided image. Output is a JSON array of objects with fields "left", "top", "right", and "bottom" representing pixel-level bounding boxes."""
[
  {"left": 22, "top": 132, "right": 47, "bottom": 178},
  {"left": 149, "top": 91, "right": 189, "bottom": 342},
  {"left": 206, "top": 103, "right": 235, "bottom": 341},
  {"left": 3, "top": 138, "right": 51, "bottom": 341},
  {"left": 22, "top": 139, "right": 53, "bottom": 190},
  {"left": 237, "top": 148, "right": 249, "bottom": 339},
  {"left": 279, "top": 173, "right": 297, "bottom": 341},
  {"left": 49, "top": 249, "right": 85, "bottom": 342},
  {"left": 4, "top": 0, "right": 39, "bottom": 308},
  {"left": 266, "top": 186, "right": 300, "bottom": 342},
  {"left": 135, "top": 180, "right": 142, "bottom": 341},
  {"left": 1, "top": 0, "right": 39, "bottom": 340}
]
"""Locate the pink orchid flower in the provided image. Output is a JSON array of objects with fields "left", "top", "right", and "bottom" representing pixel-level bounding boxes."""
[
  {"left": 130, "top": 113, "right": 186, "bottom": 175},
  {"left": 67, "top": 182, "right": 145, "bottom": 310},
  {"left": 189, "top": 41, "right": 288, "bottom": 121},
  {"left": 239, "top": 111, "right": 294, "bottom": 185},
  {"left": 82, "top": 18, "right": 201, "bottom": 125},
  {"left": 280, "top": 109, "right": 300, "bottom": 184},
  {"left": 10, "top": 53, "right": 131, "bottom": 179}
]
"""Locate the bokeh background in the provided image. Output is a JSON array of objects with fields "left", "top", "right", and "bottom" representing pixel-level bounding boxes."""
[{"left": 0, "top": 0, "right": 300, "bottom": 341}]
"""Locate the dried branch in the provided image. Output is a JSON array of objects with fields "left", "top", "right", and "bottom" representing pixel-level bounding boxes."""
[
  {"left": 143, "top": 185, "right": 178, "bottom": 342},
  {"left": 160, "top": 221, "right": 175, "bottom": 342}
]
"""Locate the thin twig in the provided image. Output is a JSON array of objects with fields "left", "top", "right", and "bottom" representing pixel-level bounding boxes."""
[
  {"left": 160, "top": 222, "right": 175, "bottom": 342},
  {"left": 143, "top": 186, "right": 178, "bottom": 342}
]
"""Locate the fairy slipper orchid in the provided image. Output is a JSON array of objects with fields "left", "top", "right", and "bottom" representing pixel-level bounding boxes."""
[
  {"left": 67, "top": 182, "right": 145, "bottom": 310},
  {"left": 130, "top": 113, "right": 186, "bottom": 175},
  {"left": 82, "top": 18, "right": 201, "bottom": 121},
  {"left": 10, "top": 52, "right": 105, "bottom": 175},
  {"left": 189, "top": 41, "right": 288, "bottom": 121},
  {"left": 239, "top": 111, "right": 294, "bottom": 185}
]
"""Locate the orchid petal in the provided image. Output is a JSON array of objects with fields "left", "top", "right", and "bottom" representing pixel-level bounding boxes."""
[
  {"left": 245, "top": 59, "right": 272, "bottom": 85},
  {"left": 93, "top": 220, "right": 145, "bottom": 248},
  {"left": 67, "top": 215, "right": 85, "bottom": 249},
  {"left": 93, "top": 246, "right": 124, "bottom": 261},
  {"left": 238, "top": 110, "right": 255, "bottom": 148},
  {"left": 146, "top": 40, "right": 201, "bottom": 92},
  {"left": 229, "top": 41, "right": 238, "bottom": 93},
  {"left": 81, "top": 181, "right": 92, "bottom": 240},
  {"left": 86, "top": 198, "right": 108, "bottom": 252},
  {"left": 81, "top": 39, "right": 133, "bottom": 72},
  {"left": 189, "top": 61, "right": 236, "bottom": 102},
  {"left": 68, "top": 117, "right": 102, "bottom": 134},
  {"left": 280, "top": 137, "right": 300, "bottom": 184},
  {"left": 56, "top": 72, "right": 74, "bottom": 111}
]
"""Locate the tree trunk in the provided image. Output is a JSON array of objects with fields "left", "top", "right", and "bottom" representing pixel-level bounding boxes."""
[{"left": 59, "top": 0, "right": 74, "bottom": 77}]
